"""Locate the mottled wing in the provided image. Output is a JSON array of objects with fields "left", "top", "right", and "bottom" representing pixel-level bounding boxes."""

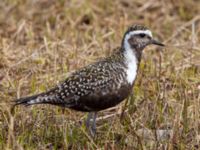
[
  {"left": 53, "top": 60, "right": 130, "bottom": 111},
  {"left": 15, "top": 56, "right": 131, "bottom": 112}
]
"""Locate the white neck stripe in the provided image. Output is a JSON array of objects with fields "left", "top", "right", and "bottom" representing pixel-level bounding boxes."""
[
  {"left": 122, "top": 29, "right": 152, "bottom": 84},
  {"left": 127, "top": 30, "right": 152, "bottom": 38}
]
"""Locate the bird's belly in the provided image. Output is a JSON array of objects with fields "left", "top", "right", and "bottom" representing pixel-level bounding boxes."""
[{"left": 70, "top": 84, "right": 132, "bottom": 112}]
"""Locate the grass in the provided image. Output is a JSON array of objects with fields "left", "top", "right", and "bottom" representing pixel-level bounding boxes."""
[{"left": 0, "top": 0, "right": 200, "bottom": 149}]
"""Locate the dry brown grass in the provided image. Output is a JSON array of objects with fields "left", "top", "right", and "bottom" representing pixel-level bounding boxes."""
[{"left": 0, "top": 0, "right": 200, "bottom": 149}]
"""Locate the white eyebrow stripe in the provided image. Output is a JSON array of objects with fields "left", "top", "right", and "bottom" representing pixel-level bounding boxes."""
[{"left": 128, "top": 30, "right": 153, "bottom": 38}]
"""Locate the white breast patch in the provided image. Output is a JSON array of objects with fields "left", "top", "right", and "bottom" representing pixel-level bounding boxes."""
[{"left": 124, "top": 49, "right": 138, "bottom": 84}]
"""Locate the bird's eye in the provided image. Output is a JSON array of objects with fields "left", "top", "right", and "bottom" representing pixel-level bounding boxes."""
[{"left": 139, "top": 33, "right": 146, "bottom": 38}]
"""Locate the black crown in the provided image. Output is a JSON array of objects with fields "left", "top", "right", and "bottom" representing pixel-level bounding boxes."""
[{"left": 127, "top": 24, "right": 149, "bottom": 32}]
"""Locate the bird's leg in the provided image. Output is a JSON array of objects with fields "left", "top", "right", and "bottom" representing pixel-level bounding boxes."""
[
  {"left": 85, "top": 112, "right": 97, "bottom": 137},
  {"left": 86, "top": 112, "right": 93, "bottom": 129},
  {"left": 91, "top": 112, "right": 97, "bottom": 134}
]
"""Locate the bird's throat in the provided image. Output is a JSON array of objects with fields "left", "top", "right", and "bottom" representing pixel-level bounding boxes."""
[{"left": 123, "top": 46, "right": 140, "bottom": 85}]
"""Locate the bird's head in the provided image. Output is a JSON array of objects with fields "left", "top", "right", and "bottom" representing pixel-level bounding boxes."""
[{"left": 122, "top": 25, "right": 164, "bottom": 51}]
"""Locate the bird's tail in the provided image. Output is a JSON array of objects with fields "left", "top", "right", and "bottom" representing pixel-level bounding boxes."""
[{"left": 14, "top": 88, "right": 57, "bottom": 106}]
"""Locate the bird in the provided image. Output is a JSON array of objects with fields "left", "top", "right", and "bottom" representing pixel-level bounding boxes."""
[{"left": 14, "top": 24, "right": 164, "bottom": 136}]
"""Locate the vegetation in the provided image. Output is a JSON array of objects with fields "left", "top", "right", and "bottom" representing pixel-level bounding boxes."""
[{"left": 0, "top": 0, "right": 200, "bottom": 149}]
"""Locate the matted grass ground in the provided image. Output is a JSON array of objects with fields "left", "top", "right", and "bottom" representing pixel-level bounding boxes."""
[{"left": 0, "top": 0, "right": 200, "bottom": 149}]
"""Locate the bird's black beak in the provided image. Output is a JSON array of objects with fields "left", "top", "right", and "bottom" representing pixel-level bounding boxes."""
[{"left": 151, "top": 39, "right": 165, "bottom": 46}]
